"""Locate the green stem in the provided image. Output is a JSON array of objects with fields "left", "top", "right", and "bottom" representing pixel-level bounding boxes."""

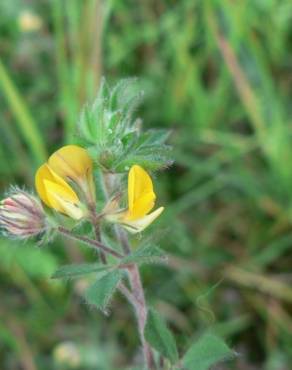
[
  {"left": 88, "top": 203, "right": 107, "bottom": 264},
  {"left": 127, "top": 264, "right": 156, "bottom": 369},
  {"left": 86, "top": 212, "right": 143, "bottom": 324},
  {"left": 58, "top": 225, "right": 138, "bottom": 311},
  {"left": 102, "top": 172, "right": 155, "bottom": 369}
]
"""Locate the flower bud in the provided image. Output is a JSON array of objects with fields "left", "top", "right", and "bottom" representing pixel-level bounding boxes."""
[{"left": 0, "top": 189, "right": 46, "bottom": 238}]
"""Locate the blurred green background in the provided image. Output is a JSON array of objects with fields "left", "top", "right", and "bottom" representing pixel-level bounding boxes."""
[{"left": 1, "top": 0, "right": 292, "bottom": 369}]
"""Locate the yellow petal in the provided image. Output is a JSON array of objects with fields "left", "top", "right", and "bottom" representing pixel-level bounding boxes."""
[
  {"left": 44, "top": 180, "right": 79, "bottom": 213},
  {"left": 35, "top": 163, "right": 80, "bottom": 211},
  {"left": 48, "top": 145, "right": 93, "bottom": 182},
  {"left": 121, "top": 207, "right": 164, "bottom": 233},
  {"left": 35, "top": 164, "right": 56, "bottom": 207},
  {"left": 44, "top": 180, "right": 83, "bottom": 219},
  {"left": 127, "top": 165, "right": 156, "bottom": 220}
]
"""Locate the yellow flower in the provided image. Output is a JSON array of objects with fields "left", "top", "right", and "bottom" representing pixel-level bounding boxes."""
[
  {"left": 47, "top": 145, "right": 95, "bottom": 202},
  {"left": 18, "top": 10, "right": 43, "bottom": 33},
  {"left": 53, "top": 341, "right": 81, "bottom": 368},
  {"left": 35, "top": 145, "right": 95, "bottom": 220},
  {"left": 107, "top": 165, "right": 164, "bottom": 233}
]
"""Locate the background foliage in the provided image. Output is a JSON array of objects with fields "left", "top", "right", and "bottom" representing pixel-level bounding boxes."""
[{"left": 1, "top": 0, "right": 292, "bottom": 369}]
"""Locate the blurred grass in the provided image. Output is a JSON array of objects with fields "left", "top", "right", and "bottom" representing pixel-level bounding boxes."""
[
  {"left": 1, "top": 0, "right": 292, "bottom": 369},
  {"left": 0, "top": 58, "right": 46, "bottom": 164}
]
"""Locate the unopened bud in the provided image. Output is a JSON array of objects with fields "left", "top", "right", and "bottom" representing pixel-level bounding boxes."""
[{"left": 0, "top": 189, "right": 46, "bottom": 238}]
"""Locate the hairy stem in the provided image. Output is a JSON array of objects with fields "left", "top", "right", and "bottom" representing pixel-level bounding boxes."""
[
  {"left": 102, "top": 172, "right": 155, "bottom": 369},
  {"left": 58, "top": 225, "right": 137, "bottom": 306},
  {"left": 89, "top": 205, "right": 107, "bottom": 263},
  {"left": 57, "top": 226, "right": 123, "bottom": 259},
  {"left": 115, "top": 226, "right": 131, "bottom": 254},
  {"left": 128, "top": 264, "right": 155, "bottom": 369}
]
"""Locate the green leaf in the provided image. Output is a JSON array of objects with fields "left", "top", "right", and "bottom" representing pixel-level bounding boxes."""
[
  {"left": 135, "top": 129, "right": 171, "bottom": 147},
  {"left": 146, "top": 129, "right": 171, "bottom": 144},
  {"left": 85, "top": 270, "right": 124, "bottom": 310},
  {"left": 183, "top": 333, "right": 235, "bottom": 370},
  {"left": 114, "top": 151, "right": 173, "bottom": 172},
  {"left": 51, "top": 263, "right": 114, "bottom": 279},
  {"left": 77, "top": 78, "right": 172, "bottom": 173},
  {"left": 144, "top": 308, "right": 178, "bottom": 364},
  {"left": 121, "top": 244, "right": 166, "bottom": 266}
]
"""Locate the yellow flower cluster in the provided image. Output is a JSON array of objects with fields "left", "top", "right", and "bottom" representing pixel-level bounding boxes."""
[{"left": 35, "top": 145, "right": 163, "bottom": 233}]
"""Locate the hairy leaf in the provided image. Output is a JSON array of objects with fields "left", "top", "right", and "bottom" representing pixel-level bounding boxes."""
[
  {"left": 144, "top": 308, "right": 178, "bottom": 364},
  {"left": 77, "top": 78, "right": 172, "bottom": 172},
  {"left": 183, "top": 333, "right": 235, "bottom": 370},
  {"left": 85, "top": 270, "right": 124, "bottom": 310},
  {"left": 121, "top": 244, "right": 166, "bottom": 266},
  {"left": 51, "top": 263, "right": 113, "bottom": 279}
]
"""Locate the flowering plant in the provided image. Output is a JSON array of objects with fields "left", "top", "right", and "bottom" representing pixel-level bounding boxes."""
[{"left": 0, "top": 79, "right": 234, "bottom": 369}]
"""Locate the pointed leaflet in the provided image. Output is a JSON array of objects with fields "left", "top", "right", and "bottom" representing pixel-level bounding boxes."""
[
  {"left": 121, "top": 244, "right": 166, "bottom": 266},
  {"left": 85, "top": 270, "right": 124, "bottom": 310},
  {"left": 52, "top": 263, "right": 114, "bottom": 279},
  {"left": 183, "top": 333, "right": 235, "bottom": 370},
  {"left": 144, "top": 308, "right": 178, "bottom": 364}
]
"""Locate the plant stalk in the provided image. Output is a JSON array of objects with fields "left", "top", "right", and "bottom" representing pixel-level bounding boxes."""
[
  {"left": 118, "top": 233, "right": 155, "bottom": 368},
  {"left": 127, "top": 264, "right": 155, "bottom": 369},
  {"left": 102, "top": 172, "right": 155, "bottom": 369},
  {"left": 58, "top": 225, "right": 138, "bottom": 307},
  {"left": 57, "top": 226, "right": 123, "bottom": 259},
  {"left": 88, "top": 204, "right": 107, "bottom": 264}
]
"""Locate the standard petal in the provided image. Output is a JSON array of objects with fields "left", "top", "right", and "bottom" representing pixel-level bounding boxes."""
[
  {"left": 48, "top": 145, "right": 93, "bottom": 182},
  {"left": 128, "top": 165, "right": 156, "bottom": 219},
  {"left": 124, "top": 192, "right": 156, "bottom": 220}
]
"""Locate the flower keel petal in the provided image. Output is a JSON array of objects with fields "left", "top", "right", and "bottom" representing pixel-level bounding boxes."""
[{"left": 121, "top": 207, "right": 164, "bottom": 234}]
